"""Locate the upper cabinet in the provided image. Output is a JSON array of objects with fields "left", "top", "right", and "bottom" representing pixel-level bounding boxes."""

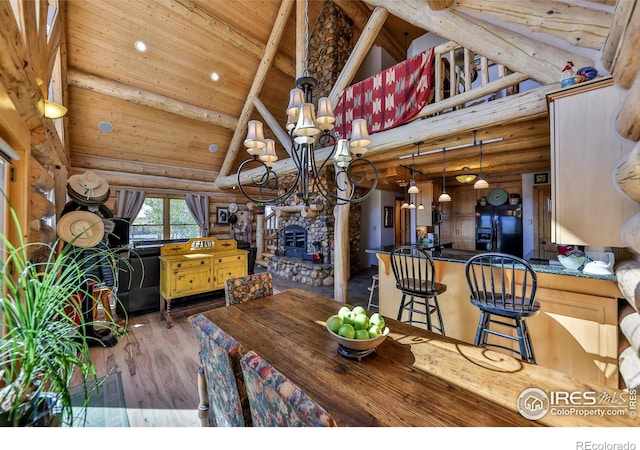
[{"left": 548, "top": 77, "right": 639, "bottom": 247}]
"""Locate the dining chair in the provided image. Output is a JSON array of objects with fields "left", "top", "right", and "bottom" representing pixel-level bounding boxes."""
[
  {"left": 191, "top": 314, "right": 252, "bottom": 426},
  {"left": 240, "top": 350, "right": 337, "bottom": 427},
  {"left": 224, "top": 272, "right": 273, "bottom": 306},
  {"left": 465, "top": 252, "right": 540, "bottom": 364},
  {"left": 390, "top": 245, "right": 447, "bottom": 334}
]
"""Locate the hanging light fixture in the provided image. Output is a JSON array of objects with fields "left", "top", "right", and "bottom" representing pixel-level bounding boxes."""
[
  {"left": 417, "top": 173, "right": 425, "bottom": 210},
  {"left": 400, "top": 167, "right": 410, "bottom": 209},
  {"left": 455, "top": 167, "right": 477, "bottom": 184},
  {"left": 438, "top": 148, "right": 452, "bottom": 202},
  {"left": 407, "top": 144, "right": 421, "bottom": 194},
  {"left": 236, "top": 0, "right": 377, "bottom": 208},
  {"left": 474, "top": 140, "right": 489, "bottom": 189}
]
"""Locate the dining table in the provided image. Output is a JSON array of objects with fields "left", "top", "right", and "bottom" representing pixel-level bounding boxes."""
[{"left": 198, "top": 288, "right": 636, "bottom": 427}]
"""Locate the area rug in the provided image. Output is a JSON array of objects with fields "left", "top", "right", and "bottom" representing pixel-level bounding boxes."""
[{"left": 69, "top": 372, "right": 129, "bottom": 427}]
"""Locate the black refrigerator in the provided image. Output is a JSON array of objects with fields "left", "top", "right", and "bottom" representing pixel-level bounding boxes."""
[{"left": 475, "top": 204, "right": 523, "bottom": 257}]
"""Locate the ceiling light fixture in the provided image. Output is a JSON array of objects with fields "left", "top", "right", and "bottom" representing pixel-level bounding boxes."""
[
  {"left": 236, "top": 0, "right": 377, "bottom": 207},
  {"left": 210, "top": 72, "right": 220, "bottom": 82},
  {"left": 417, "top": 172, "right": 425, "bottom": 210},
  {"left": 455, "top": 167, "right": 477, "bottom": 184},
  {"left": 134, "top": 40, "right": 147, "bottom": 53},
  {"left": 43, "top": 100, "right": 68, "bottom": 119},
  {"left": 438, "top": 148, "right": 452, "bottom": 202},
  {"left": 98, "top": 121, "right": 114, "bottom": 133},
  {"left": 474, "top": 139, "right": 489, "bottom": 189}
]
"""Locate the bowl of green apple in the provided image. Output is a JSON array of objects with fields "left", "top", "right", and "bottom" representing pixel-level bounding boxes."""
[{"left": 325, "top": 305, "right": 389, "bottom": 352}]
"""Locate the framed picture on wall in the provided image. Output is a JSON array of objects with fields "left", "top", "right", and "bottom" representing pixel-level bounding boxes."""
[
  {"left": 217, "top": 207, "right": 229, "bottom": 224},
  {"left": 384, "top": 206, "right": 393, "bottom": 228},
  {"left": 534, "top": 173, "right": 549, "bottom": 184}
]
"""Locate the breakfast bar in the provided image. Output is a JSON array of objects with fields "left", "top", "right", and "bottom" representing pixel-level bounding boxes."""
[
  {"left": 366, "top": 246, "right": 623, "bottom": 388},
  {"left": 198, "top": 289, "right": 635, "bottom": 426}
]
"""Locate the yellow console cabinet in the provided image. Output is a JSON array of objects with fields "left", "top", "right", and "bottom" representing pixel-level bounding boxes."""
[{"left": 159, "top": 237, "right": 247, "bottom": 328}]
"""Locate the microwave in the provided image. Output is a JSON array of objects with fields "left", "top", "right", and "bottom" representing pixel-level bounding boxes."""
[{"left": 432, "top": 210, "right": 442, "bottom": 224}]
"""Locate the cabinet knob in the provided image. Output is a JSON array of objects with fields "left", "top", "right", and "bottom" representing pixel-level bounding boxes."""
[
  {"left": 200, "top": 260, "right": 204, "bottom": 265},
  {"left": 177, "top": 263, "right": 182, "bottom": 268}
]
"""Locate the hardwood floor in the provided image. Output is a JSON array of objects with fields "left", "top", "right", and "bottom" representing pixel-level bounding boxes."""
[{"left": 89, "top": 299, "right": 224, "bottom": 427}]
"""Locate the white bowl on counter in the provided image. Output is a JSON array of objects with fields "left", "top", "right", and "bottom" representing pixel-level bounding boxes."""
[{"left": 557, "top": 254, "right": 585, "bottom": 271}]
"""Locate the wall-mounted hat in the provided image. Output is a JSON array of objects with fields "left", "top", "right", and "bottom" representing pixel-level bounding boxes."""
[
  {"left": 56, "top": 211, "right": 105, "bottom": 248},
  {"left": 67, "top": 170, "right": 110, "bottom": 203}
]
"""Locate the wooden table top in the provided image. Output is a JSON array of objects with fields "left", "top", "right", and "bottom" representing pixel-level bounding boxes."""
[{"left": 198, "top": 289, "right": 636, "bottom": 427}]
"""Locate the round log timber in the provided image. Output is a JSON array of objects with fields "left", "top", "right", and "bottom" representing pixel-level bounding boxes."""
[
  {"left": 621, "top": 211, "right": 640, "bottom": 255},
  {"left": 615, "top": 140, "right": 640, "bottom": 203}
]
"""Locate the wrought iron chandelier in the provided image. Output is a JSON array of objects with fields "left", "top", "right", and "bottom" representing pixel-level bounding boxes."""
[{"left": 236, "top": 0, "right": 378, "bottom": 207}]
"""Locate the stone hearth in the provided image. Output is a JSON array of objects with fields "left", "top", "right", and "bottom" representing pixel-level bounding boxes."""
[{"left": 266, "top": 255, "right": 334, "bottom": 287}]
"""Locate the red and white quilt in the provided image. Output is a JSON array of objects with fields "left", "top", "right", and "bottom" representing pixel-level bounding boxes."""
[{"left": 334, "top": 48, "right": 435, "bottom": 140}]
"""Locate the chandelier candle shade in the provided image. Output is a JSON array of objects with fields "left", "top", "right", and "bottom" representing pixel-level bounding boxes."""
[{"left": 236, "top": 0, "right": 377, "bottom": 207}]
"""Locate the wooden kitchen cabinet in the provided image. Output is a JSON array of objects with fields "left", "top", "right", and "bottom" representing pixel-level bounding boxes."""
[
  {"left": 548, "top": 77, "right": 639, "bottom": 247},
  {"left": 159, "top": 237, "right": 247, "bottom": 327},
  {"left": 439, "top": 186, "right": 477, "bottom": 250}
]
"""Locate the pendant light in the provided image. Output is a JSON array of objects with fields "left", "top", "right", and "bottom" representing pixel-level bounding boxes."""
[
  {"left": 408, "top": 145, "right": 420, "bottom": 194},
  {"left": 417, "top": 172, "right": 425, "bottom": 210},
  {"left": 474, "top": 140, "right": 489, "bottom": 189},
  {"left": 400, "top": 167, "right": 410, "bottom": 209},
  {"left": 438, "top": 148, "right": 452, "bottom": 202}
]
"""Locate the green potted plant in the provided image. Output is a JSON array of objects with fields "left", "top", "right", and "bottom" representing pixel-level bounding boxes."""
[{"left": 0, "top": 203, "right": 129, "bottom": 426}]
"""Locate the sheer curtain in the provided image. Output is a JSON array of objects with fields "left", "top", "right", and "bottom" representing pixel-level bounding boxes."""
[
  {"left": 185, "top": 194, "right": 210, "bottom": 237},
  {"left": 115, "top": 189, "right": 145, "bottom": 220}
]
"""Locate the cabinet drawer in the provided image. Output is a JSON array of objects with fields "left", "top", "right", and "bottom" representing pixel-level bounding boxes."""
[
  {"left": 168, "top": 258, "right": 210, "bottom": 270},
  {"left": 213, "top": 262, "right": 247, "bottom": 290},
  {"left": 213, "top": 254, "right": 246, "bottom": 265}
]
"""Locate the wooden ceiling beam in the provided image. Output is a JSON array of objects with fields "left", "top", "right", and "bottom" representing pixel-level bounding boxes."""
[
  {"left": 216, "top": 0, "right": 295, "bottom": 180},
  {"left": 67, "top": 70, "right": 239, "bottom": 130},
  {"left": 363, "top": 0, "right": 592, "bottom": 83},
  {"left": 456, "top": 0, "right": 612, "bottom": 50},
  {"left": 602, "top": 0, "right": 636, "bottom": 73}
]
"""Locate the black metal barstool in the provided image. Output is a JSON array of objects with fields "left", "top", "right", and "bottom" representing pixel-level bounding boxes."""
[
  {"left": 390, "top": 246, "right": 446, "bottom": 334},
  {"left": 465, "top": 252, "right": 539, "bottom": 363}
]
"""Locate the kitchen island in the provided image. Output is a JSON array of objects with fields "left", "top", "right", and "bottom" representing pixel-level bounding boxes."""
[{"left": 366, "top": 246, "right": 622, "bottom": 388}]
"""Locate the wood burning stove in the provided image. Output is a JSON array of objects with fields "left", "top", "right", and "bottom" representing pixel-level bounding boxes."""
[{"left": 282, "top": 225, "right": 307, "bottom": 259}]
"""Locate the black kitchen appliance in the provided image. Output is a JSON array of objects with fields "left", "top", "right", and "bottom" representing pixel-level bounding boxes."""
[{"left": 475, "top": 204, "right": 523, "bottom": 257}]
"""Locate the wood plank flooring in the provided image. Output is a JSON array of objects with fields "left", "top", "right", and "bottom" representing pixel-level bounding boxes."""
[{"left": 88, "top": 299, "right": 224, "bottom": 427}]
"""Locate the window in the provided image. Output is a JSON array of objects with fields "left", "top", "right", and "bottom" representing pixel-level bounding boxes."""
[{"left": 131, "top": 197, "right": 200, "bottom": 243}]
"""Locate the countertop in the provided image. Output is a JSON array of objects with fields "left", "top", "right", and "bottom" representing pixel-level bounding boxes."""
[{"left": 365, "top": 246, "right": 618, "bottom": 281}]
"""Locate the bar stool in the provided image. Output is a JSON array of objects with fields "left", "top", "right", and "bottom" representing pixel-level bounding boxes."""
[
  {"left": 465, "top": 252, "right": 539, "bottom": 364},
  {"left": 367, "top": 274, "right": 379, "bottom": 310},
  {"left": 390, "top": 246, "right": 446, "bottom": 334}
]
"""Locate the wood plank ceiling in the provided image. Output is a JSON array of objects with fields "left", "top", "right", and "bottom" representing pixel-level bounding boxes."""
[{"left": 63, "top": 0, "right": 615, "bottom": 193}]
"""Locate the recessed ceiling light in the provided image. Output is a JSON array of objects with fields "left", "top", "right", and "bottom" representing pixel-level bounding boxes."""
[
  {"left": 98, "top": 121, "right": 114, "bottom": 133},
  {"left": 134, "top": 40, "right": 147, "bottom": 53},
  {"left": 210, "top": 72, "right": 220, "bottom": 82},
  {"left": 209, "top": 144, "right": 219, "bottom": 152}
]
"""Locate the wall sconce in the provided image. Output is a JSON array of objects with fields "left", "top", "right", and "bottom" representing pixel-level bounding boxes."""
[{"left": 43, "top": 100, "right": 68, "bottom": 119}]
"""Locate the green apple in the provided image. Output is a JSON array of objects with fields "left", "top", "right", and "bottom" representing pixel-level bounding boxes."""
[
  {"left": 370, "top": 313, "right": 385, "bottom": 329},
  {"left": 368, "top": 325, "right": 382, "bottom": 338},
  {"left": 343, "top": 311, "right": 357, "bottom": 326},
  {"left": 338, "top": 324, "right": 355, "bottom": 339},
  {"left": 352, "top": 306, "right": 366, "bottom": 316},
  {"left": 326, "top": 315, "right": 343, "bottom": 333},
  {"left": 337, "top": 306, "right": 351, "bottom": 320},
  {"left": 353, "top": 313, "right": 370, "bottom": 330},
  {"left": 355, "top": 329, "right": 370, "bottom": 340}
]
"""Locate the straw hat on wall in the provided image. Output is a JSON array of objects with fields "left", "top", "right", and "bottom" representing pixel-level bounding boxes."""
[
  {"left": 67, "top": 171, "right": 110, "bottom": 204},
  {"left": 56, "top": 211, "right": 105, "bottom": 248}
]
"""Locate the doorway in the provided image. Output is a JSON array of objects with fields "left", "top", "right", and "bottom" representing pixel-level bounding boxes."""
[{"left": 394, "top": 198, "right": 408, "bottom": 245}]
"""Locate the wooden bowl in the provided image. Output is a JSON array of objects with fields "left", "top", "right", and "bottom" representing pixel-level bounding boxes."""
[{"left": 325, "top": 323, "right": 389, "bottom": 351}]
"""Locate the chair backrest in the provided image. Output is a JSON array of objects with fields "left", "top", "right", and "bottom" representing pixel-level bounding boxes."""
[
  {"left": 465, "top": 252, "right": 538, "bottom": 311},
  {"left": 224, "top": 272, "right": 273, "bottom": 306},
  {"left": 240, "top": 350, "right": 337, "bottom": 427},
  {"left": 390, "top": 245, "right": 436, "bottom": 295},
  {"left": 191, "top": 315, "right": 252, "bottom": 427}
]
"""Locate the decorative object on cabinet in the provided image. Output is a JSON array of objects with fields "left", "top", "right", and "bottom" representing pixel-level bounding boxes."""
[
  {"left": 486, "top": 189, "right": 508, "bottom": 206},
  {"left": 159, "top": 237, "right": 247, "bottom": 328}
]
